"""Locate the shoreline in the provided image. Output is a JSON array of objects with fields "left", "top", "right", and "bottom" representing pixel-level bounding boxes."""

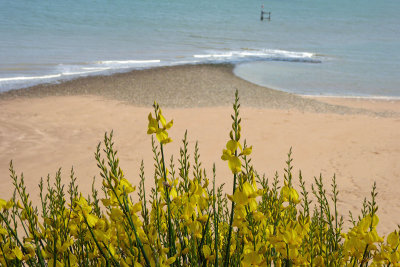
[
  {"left": 2, "top": 62, "right": 400, "bottom": 102},
  {"left": 1, "top": 63, "right": 399, "bottom": 117}
]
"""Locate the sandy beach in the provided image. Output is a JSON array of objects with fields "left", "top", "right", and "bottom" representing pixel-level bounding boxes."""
[{"left": 1, "top": 64, "right": 399, "bottom": 235}]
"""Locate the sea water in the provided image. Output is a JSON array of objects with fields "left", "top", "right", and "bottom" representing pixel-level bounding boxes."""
[{"left": 0, "top": 0, "right": 399, "bottom": 97}]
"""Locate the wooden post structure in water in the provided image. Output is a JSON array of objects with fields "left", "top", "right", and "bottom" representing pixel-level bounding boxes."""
[
  {"left": 260, "top": 11, "right": 271, "bottom": 21},
  {"left": 260, "top": 5, "right": 271, "bottom": 21}
]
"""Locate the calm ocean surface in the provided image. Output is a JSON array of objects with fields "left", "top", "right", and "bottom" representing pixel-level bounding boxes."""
[{"left": 1, "top": 0, "right": 399, "bottom": 97}]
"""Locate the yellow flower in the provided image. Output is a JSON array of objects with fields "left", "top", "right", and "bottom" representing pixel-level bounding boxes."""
[
  {"left": 169, "top": 187, "right": 177, "bottom": 200},
  {"left": 202, "top": 245, "right": 211, "bottom": 259},
  {"left": 189, "top": 220, "right": 203, "bottom": 238},
  {"left": 147, "top": 113, "right": 158, "bottom": 134},
  {"left": 165, "top": 256, "right": 176, "bottom": 265},
  {"left": 221, "top": 140, "right": 252, "bottom": 174},
  {"left": 0, "top": 198, "right": 13, "bottom": 211},
  {"left": 387, "top": 231, "right": 399, "bottom": 249},
  {"left": 280, "top": 185, "right": 300, "bottom": 204},
  {"left": 147, "top": 109, "right": 173, "bottom": 144},
  {"left": 253, "top": 211, "right": 265, "bottom": 222},
  {"left": 230, "top": 182, "right": 258, "bottom": 209},
  {"left": 13, "top": 246, "right": 23, "bottom": 261},
  {"left": 109, "top": 208, "right": 124, "bottom": 221},
  {"left": 181, "top": 200, "right": 195, "bottom": 222},
  {"left": 232, "top": 189, "right": 248, "bottom": 206},
  {"left": 86, "top": 213, "right": 99, "bottom": 227},
  {"left": 119, "top": 178, "right": 135, "bottom": 193},
  {"left": 0, "top": 226, "right": 7, "bottom": 236},
  {"left": 240, "top": 146, "right": 253, "bottom": 156},
  {"left": 221, "top": 147, "right": 241, "bottom": 174},
  {"left": 75, "top": 195, "right": 92, "bottom": 215},
  {"left": 23, "top": 243, "right": 35, "bottom": 258},
  {"left": 242, "top": 250, "right": 263, "bottom": 266}
]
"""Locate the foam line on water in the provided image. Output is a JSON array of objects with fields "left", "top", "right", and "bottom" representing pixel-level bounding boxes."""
[
  {"left": 303, "top": 94, "right": 400, "bottom": 101},
  {"left": 0, "top": 74, "right": 62, "bottom": 82},
  {"left": 98, "top": 60, "right": 161, "bottom": 65},
  {"left": 193, "top": 49, "right": 320, "bottom": 63}
]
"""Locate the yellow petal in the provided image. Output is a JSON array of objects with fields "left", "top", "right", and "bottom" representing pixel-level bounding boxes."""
[
  {"left": 241, "top": 146, "right": 253, "bottom": 156},
  {"left": 165, "top": 120, "right": 173, "bottom": 129},
  {"left": 202, "top": 245, "right": 211, "bottom": 259},
  {"left": 147, "top": 113, "right": 158, "bottom": 134},
  {"left": 13, "top": 246, "right": 23, "bottom": 260},
  {"left": 86, "top": 214, "right": 98, "bottom": 227},
  {"left": 233, "top": 190, "right": 248, "bottom": 206},
  {"left": 165, "top": 256, "right": 176, "bottom": 265},
  {"left": 182, "top": 247, "right": 190, "bottom": 255},
  {"left": 131, "top": 202, "right": 142, "bottom": 213},
  {"left": 0, "top": 199, "right": 11, "bottom": 211},
  {"left": 110, "top": 208, "right": 124, "bottom": 221},
  {"left": 242, "top": 182, "right": 254, "bottom": 197},
  {"left": 226, "top": 140, "right": 238, "bottom": 152},
  {"left": 371, "top": 214, "right": 379, "bottom": 228},
  {"left": 387, "top": 231, "right": 399, "bottom": 248},
  {"left": 16, "top": 200, "right": 24, "bottom": 209},
  {"left": 159, "top": 111, "right": 167, "bottom": 128},
  {"left": 156, "top": 130, "right": 168, "bottom": 143},
  {"left": 248, "top": 199, "right": 258, "bottom": 212},
  {"left": 280, "top": 186, "right": 290, "bottom": 202},
  {"left": 289, "top": 188, "right": 300, "bottom": 204},
  {"left": 101, "top": 198, "right": 112, "bottom": 206},
  {"left": 120, "top": 178, "right": 135, "bottom": 193},
  {"left": 253, "top": 211, "right": 265, "bottom": 222},
  {"left": 228, "top": 156, "right": 241, "bottom": 174},
  {"left": 161, "top": 137, "right": 173, "bottom": 144},
  {"left": 0, "top": 227, "right": 7, "bottom": 235},
  {"left": 221, "top": 149, "right": 232, "bottom": 161},
  {"left": 169, "top": 187, "right": 177, "bottom": 200},
  {"left": 147, "top": 127, "right": 157, "bottom": 135},
  {"left": 109, "top": 244, "right": 116, "bottom": 257}
]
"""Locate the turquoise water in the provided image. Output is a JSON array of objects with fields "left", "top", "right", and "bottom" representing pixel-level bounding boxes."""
[{"left": 0, "top": 0, "right": 399, "bottom": 97}]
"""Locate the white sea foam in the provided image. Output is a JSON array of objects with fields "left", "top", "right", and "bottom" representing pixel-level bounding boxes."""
[
  {"left": 98, "top": 60, "right": 161, "bottom": 65},
  {"left": 0, "top": 74, "right": 62, "bottom": 82},
  {"left": 193, "top": 49, "right": 319, "bottom": 63},
  {"left": 303, "top": 94, "right": 400, "bottom": 101},
  {"left": 81, "top": 67, "right": 111, "bottom": 70},
  {"left": 0, "top": 68, "right": 111, "bottom": 83},
  {"left": 0, "top": 59, "right": 165, "bottom": 91},
  {"left": 61, "top": 69, "right": 110, "bottom": 76}
]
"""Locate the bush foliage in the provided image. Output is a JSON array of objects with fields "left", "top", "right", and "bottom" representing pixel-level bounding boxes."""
[{"left": 1, "top": 91, "right": 399, "bottom": 266}]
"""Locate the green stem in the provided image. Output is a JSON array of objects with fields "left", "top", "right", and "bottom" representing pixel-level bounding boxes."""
[
  {"left": 0, "top": 236, "right": 9, "bottom": 267},
  {"left": 106, "top": 175, "right": 151, "bottom": 266},
  {"left": 212, "top": 167, "right": 219, "bottom": 267},
  {"left": 160, "top": 144, "right": 176, "bottom": 259},
  {"left": 122, "top": 195, "right": 151, "bottom": 267},
  {"left": 53, "top": 234, "right": 58, "bottom": 267},
  {"left": 199, "top": 215, "right": 210, "bottom": 265},
  {"left": 82, "top": 215, "right": 111, "bottom": 266},
  {"left": 102, "top": 241, "right": 121, "bottom": 267},
  {"left": 360, "top": 244, "right": 369, "bottom": 266},
  {"left": 0, "top": 212, "right": 45, "bottom": 267},
  {"left": 223, "top": 173, "right": 237, "bottom": 267}
]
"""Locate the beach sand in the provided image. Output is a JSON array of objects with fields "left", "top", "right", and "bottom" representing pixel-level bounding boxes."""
[{"left": 1, "top": 64, "right": 399, "bottom": 235}]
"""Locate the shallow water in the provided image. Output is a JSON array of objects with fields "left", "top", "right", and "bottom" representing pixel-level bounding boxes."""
[{"left": 0, "top": 0, "right": 399, "bottom": 97}]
